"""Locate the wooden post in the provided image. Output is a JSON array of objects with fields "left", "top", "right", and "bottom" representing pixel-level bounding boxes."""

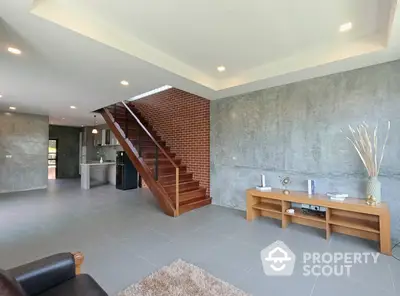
[
  {"left": 325, "top": 208, "right": 332, "bottom": 240},
  {"left": 246, "top": 190, "right": 258, "bottom": 221},
  {"left": 281, "top": 201, "right": 290, "bottom": 229},
  {"left": 72, "top": 252, "right": 84, "bottom": 275},
  {"left": 379, "top": 211, "right": 392, "bottom": 255},
  {"left": 176, "top": 167, "right": 179, "bottom": 216}
]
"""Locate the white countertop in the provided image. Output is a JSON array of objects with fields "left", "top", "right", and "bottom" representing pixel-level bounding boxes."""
[{"left": 81, "top": 162, "right": 116, "bottom": 166}]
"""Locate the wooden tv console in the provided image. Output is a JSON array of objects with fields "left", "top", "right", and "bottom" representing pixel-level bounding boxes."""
[{"left": 246, "top": 188, "right": 392, "bottom": 255}]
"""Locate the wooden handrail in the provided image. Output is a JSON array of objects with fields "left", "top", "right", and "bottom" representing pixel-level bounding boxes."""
[
  {"left": 102, "top": 108, "right": 176, "bottom": 216},
  {"left": 121, "top": 101, "right": 178, "bottom": 169},
  {"left": 119, "top": 102, "right": 180, "bottom": 214}
]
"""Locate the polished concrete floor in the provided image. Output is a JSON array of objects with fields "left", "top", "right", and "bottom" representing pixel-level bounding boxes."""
[{"left": 1, "top": 180, "right": 399, "bottom": 296}]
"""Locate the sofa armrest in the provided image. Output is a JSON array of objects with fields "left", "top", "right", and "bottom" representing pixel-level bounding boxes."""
[
  {"left": 72, "top": 252, "right": 84, "bottom": 275},
  {"left": 8, "top": 252, "right": 82, "bottom": 296}
]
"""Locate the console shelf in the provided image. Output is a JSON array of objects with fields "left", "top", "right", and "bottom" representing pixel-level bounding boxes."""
[
  {"left": 284, "top": 208, "right": 325, "bottom": 223},
  {"left": 328, "top": 215, "right": 379, "bottom": 233},
  {"left": 253, "top": 202, "right": 281, "bottom": 213},
  {"left": 246, "top": 188, "right": 391, "bottom": 255}
]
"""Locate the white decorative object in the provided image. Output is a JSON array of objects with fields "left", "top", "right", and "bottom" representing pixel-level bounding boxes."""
[
  {"left": 261, "top": 174, "right": 266, "bottom": 187},
  {"left": 308, "top": 180, "right": 316, "bottom": 195},
  {"left": 256, "top": 174, "right": 271, "bottom": 191},
  {"left": 256, "top": 186, "right": 272, "bottom": 192},
  {"left": 345, "top": 121, "right": 390, "bottom": 204},
  {"left": 286, "top": 209, "right": 295, "bottom": 215},
  {"left": 327, "top": 192, "right": 349, "bottom": 198},
  {"left": 329, "top": 196, "right": 346, "bottom": 202},
  {"left": 366, "top": 177, "right": 381, "bottom": 203}
]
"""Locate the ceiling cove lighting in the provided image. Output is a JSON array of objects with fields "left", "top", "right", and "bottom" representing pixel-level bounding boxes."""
[
  {"left": 9, "top": 106, "right": 16, "bottom": 110},
  {"left": 7, "top": 47, "right": 22, "bottom": 55},
  {"left": 217, "top": 65, "right": 226, "bottom": 72},
  {"left": 339, "top": 22, "right": 352, "bottom": 32},
  {"left": 128, "top": 85, "right": 172, "bottom": 101},
  {"left": 120, "top": 80, "right": 129, "bottom": 86}
]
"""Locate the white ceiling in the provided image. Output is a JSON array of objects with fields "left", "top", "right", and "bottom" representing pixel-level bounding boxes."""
[{"left": 0, "top": 0, "right": 399, "bottom": 126}]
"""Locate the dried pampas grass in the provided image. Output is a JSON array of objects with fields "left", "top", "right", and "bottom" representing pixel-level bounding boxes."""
[{"left": 345, "top": 121, "right": 390, "bottom": 177}]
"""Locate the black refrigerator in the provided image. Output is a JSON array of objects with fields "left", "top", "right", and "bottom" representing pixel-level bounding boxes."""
[{"left": 116, "top": 151, "right": 138, "bottom": 190}]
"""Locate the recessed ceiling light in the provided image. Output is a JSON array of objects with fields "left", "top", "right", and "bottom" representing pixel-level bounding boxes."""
[
  {"left": 7, "top": 47, "right": 22, "bottom": 55},
  {"left": 9, "top": 106, "right": 16, "bottom": 110},
  {"left": 217, "top": 66, "right": 226, "bottom": 72},
  {"left": 339, "top": 22, "right": 352, "bottom": 32},
  {"left": 62, "top": 118, "right": 65, "bottom": 120},
  {"left": 120, "top": 80, "right": 129, "bottom": 86},
  {"left": 0, "top": 94, "right": 2, "bottom": 98},
  {"left": 70, "top": 106, "right": 76, "bottom": 109}
]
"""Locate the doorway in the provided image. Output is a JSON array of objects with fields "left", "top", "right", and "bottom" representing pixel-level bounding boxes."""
[{"left": 48, "top": 139, "right": 58, "bottom": 179}]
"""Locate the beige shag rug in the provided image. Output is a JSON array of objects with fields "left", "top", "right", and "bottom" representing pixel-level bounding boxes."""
[{"left": 118, "top": 259, "right": 250, "bottom": 296}]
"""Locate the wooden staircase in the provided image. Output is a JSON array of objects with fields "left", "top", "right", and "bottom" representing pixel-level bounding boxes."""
[{"left": 100, "top": 102, "right": 211, "bottom": 217}]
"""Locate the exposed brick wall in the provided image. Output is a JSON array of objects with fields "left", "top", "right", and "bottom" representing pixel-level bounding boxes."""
[{"left": 130, "top": 88, "right": 210, "bottom": 195}]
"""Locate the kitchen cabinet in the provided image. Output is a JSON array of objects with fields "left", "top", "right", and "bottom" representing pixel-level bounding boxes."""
[
  {"left": 101, "top": 129, "right": 111, "bottom": 146},
  {"left": 94, "top": 128, "right": 119, "bottom": 147},
  {"left": 110, "top": 131, "right": 119, "bottom": 145},
  {"left": 93, "top": 131, "right": 102, "bottom": 147}
]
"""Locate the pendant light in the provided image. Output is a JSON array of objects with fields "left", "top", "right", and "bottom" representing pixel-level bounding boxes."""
[{"left": 92, "top": 115, "right": 98, "bottom": 134}]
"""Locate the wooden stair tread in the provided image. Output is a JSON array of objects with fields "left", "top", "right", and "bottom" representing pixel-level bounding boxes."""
[
  {"left": 173, "top": 188, "right": 207, "bottom": 203},
  {"left": 179, "top": 197, "right": 212, "bottom": 215},
  {"left": 143, "top": 151, "right": 176, "bottom": 157},
  {"left": 175, "top": 187, "right": 206, "bottom": 202},
  {"left": 165, "top": 181, "right": 200, "bottom": 194},
  {"left": 144, "top": 158, "right": 181, "bottom": 165},
  {"left": 161, "top": 178, "right": 195, "bottom": 186},
  {"left": 150, "top": 165, "right": 187, "bottom": 175},
  {"left": 159, "top": 171, "right": 192, "bottom": 177},
  {"left": 140, "top": 145, "right": 171, "bottom": 151},
  {"left": 149, "top": 165, "right": 186, "bottom": 172},
  {"left": 158, "top": 173, "right": 194, "bottom": 185},
  {"left": 164, "top": 180, "right": 198, "bottom": 186},
  {"left": 133, "top": 140, "right": 166, "bottom": 145}
]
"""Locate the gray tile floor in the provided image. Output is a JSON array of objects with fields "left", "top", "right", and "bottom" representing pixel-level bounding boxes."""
[{"left": 1, "top": 180, "right": 399, "bottom": 296}]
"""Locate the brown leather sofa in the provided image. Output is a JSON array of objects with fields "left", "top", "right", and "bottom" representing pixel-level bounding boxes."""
[{"left": 0, "top": 252, "right": 107, "bottom": 296}]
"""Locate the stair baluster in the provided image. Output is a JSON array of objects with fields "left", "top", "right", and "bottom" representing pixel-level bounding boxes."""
[
  {"left": 176, "top": 167, "right": 179, "bottom": 216},
  {"left": 125, "top": 107, "right": 128, "bottom": 139},
  {"left": 155, "top": 146, "right": 159, "bottom": 180}
]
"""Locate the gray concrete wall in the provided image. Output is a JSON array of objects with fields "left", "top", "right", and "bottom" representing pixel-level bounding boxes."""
[
  {"left": 0, "top": 112, "right": 48, "bottom": 193},
  {"left": 49, "top": 125, "right": 81, "bottom": 178},
  {"left": 211, "top": 60, "right": 400, "bottom": 240}
]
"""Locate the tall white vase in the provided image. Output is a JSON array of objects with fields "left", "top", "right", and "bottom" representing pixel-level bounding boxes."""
[{"left": 366, "top": 177, "right": 382, "bottom": 203}]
